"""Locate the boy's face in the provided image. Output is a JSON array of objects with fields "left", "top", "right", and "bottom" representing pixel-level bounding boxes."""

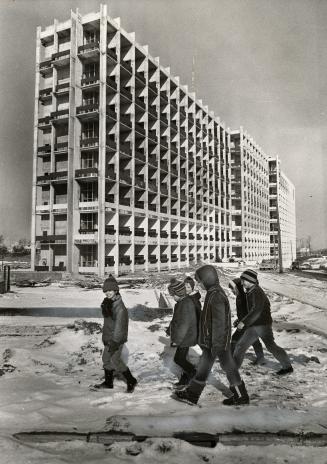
[
  {"left": 105, "top": 290, "right": 116, "bottom": 299},
  {"left": 172, "top": 294, "right": 181, "bottom": 302},
  {"left": 185, "top": 282, "right": 193, "bottom": 294},
  {"left": 241, "top": 279, "right": 254, "bottom": 291}
]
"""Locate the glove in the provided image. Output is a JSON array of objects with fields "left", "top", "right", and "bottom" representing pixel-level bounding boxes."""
[
  {"left": 108, "top": 340, "right": 120, "bottom": 353},
  {"left": 101, "top": 298, "right": 112, "bottom": 317},
  {"left": 237, "top": 321, "right": 245, "bottom": 331},
  {"left": 233, "top": 319, "right": 239, "bottom": 328}
]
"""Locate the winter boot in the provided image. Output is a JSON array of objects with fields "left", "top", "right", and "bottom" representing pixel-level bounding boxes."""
[
  {"left": 276, "top": 366, "right": 293, "bottom": 376},
  {"left": 222, "top": 386, "right": 238, "bottom": 405},
  {"left": 223, "top": 381, "right": 249, "bottom": 406},
  {"left": 174, "top": 372, "right": 190, "bottom": 388},
  {"left": 172, "top": 380, "right": 205, "bottom": 405},
  {"left": 235, "top": 380, "right": 250, "bottom": 405},
  {"left": 174, "top": 368, "right": 196, "bottom": 389},
  {"left": 94, "top": 369, "right": 114, "bottom": 389},
  {"left": 123, "top": 368, "right": 138, "bottom": 393}
]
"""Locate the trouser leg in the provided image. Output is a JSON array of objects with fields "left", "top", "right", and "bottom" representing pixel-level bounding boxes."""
[
  {"left": 257, "top": 325, "right": 292, "bottom": 369},
  {"left": 232, "top": 327, "right": 264, "bottom": 361},
  {"left": 231, "top": 328, "right": 243, "bottom": 355},
  {"left": 253, "top": 339, "right": 265, "bottom": 360},
  {"left": 174, "top": 346, "right": 196, "bottom": 376},
  {"left": 217, "top": 349, "right": 242, "bottom": 387},
  {"left": 103, "top": 345, "right": 128, "bottom": 373},
  {"left": 233, "top": 327, "right": 261, "bottom": 369},
  {"left": 193, "top": 347, "right": 215, "bottom": 383}
]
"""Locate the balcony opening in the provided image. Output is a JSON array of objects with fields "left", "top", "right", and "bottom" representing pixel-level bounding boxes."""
[{"left": 80, "top": 244, "right": 98, "bottom": 268}]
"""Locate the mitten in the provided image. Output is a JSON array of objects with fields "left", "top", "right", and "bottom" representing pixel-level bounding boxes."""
[{"left": 233, "top": 318, "right": 239, "bottom": 328}]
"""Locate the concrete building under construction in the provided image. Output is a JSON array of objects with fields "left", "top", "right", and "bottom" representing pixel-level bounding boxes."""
[
  {"left": 268, "top": 157, "right": 296, "bottom": 268},
  {"left": 31, "top": 5, "right": 237, "bottom": 276},
  {"left": 31, "top": 5, "right": 296, "bottom": 275},
  {"left": 230, "top": 129, "right": 270, "bottom": 262}
]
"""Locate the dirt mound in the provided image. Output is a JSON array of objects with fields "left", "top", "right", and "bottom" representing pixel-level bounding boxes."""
[{"left": 67, "top": 319, "right": 102, "bottom": 335}]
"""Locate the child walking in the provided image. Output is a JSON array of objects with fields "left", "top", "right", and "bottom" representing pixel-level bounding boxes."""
[
  {"left": 94, "top": 274, "right": 137, "bottom": 392},
  {"left": 228, "top": 278, "right": 266, "bottom": 365},
  {"left": 168, "top": 278, "right": 198, "bottom": 388},
  {"left": 233, "top": 269, "right": 293, "bottom": 376}
]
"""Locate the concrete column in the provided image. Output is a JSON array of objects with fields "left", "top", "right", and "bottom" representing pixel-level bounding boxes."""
[
  {"left": 67, "top": 11, "right": 82, "bottom": 275},
  {"left": 144, "top": 56, "right": 149, "bottom": 273},
  {"left": 97, "top": 4, "right": 108, "bottom": 277},
  {"left": 31, "top": 27, "right": 42, "bottom": 271},
  {"left": 240, "top": 127, "right": 246, "bottom": 260},
  {"left": 130, "top": 42, "right": 136, "bottom": 275},
  {"left": 48, "top": 20, "right": 58, "bottom": 271},
  {"left": 113, "top": 30, "right": 121, "bottom": 277}
]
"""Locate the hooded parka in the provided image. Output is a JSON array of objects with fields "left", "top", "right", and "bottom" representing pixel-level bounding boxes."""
[{"left": 195, "top": 265, "right": 232, "bottom": 354}]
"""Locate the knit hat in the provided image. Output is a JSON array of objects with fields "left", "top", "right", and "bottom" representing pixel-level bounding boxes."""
[
  {"left": 184, "top": 276, "right": 195, "bottom": 290},
  {"left": 103, "top": 274, "right": 119, "bottom": 292},
  {"left": 240, "top": 269, "right": 258, "bottom": 284},
  {"left": 168, "top": 278, "right": 186, "bottom": 297}
]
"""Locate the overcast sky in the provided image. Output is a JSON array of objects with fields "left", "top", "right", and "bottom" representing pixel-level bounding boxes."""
[{"left": 0, "top": 0, "right": 326, "bottom": 248}]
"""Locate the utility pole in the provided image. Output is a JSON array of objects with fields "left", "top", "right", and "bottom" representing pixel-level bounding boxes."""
[{"left": 276, "top": 200, "right": 283, "bottom": 273}]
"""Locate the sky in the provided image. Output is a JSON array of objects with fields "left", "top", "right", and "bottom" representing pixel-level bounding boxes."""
[{"left": 0, "top": 0, "right": 326, "bottom": 249}]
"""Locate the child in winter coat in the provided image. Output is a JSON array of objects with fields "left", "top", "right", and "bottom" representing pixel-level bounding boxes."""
[
  {"left": 168, "top": 278, "right": 198, "bottom": 388},
  {"left": 173, "top": 265, "right": 249, "bottom": 406},
  {"left": 94, "top": 274, "right": 137, "bottom": 392},
  {"left": 228, "top": 278, "right": 266, "bottom": 365},
  {"left": 233, "top": 269, "right": 293, "bottom": 376}
]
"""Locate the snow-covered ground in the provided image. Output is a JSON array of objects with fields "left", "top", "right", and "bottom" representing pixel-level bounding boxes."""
[{"left": 0, "top": 271, "right": 327, "bottom": 463}]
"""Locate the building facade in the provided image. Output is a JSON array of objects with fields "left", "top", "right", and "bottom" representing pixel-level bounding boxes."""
[
  {"left": 269, "top": 157, "right": 296, "bottom": 268},
  {"left": 31, "top": 5, "right": 296, "bottom": 275},
  {"left": 31, "top": 5, "right": 235, "bottom": 276},
  {"left": 230, "top": 129, "right": 270, "bottom": 262}
]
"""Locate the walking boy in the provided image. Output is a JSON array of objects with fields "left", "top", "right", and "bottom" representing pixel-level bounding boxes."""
[
  {"left": 173, "top": 265, "right": 249, "bottom": 406},
  {"left": 233, "top": 269, "right": 293, "bottom": 376},
  {"left": 168, "top": 278, "right": 198, "bottom": 388},
  {"left": 94, "top": 274, "right": 137, "bottom": 392},
  {"left": 228, "top": 278, "right": 266, "bottom": 365}
]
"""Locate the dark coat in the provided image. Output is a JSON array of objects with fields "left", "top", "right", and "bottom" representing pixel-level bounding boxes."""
[
  {"left": 241, "top": 284, "right": 273, "bottom": 328},
  {"left": 190, "top": 290, "right": 202, "bottom": 335},
  {"left": 102, "top": 294, "right": 129, "bottom": 346},
  {"left": 232, "top": 278, "right": 248, "bottom": 320},
  {"left": 195, "top": 265, "right": 231, "bottom": 354},
  {"left": 170, "top": 295, "right": 198, "bottom": 347}
]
